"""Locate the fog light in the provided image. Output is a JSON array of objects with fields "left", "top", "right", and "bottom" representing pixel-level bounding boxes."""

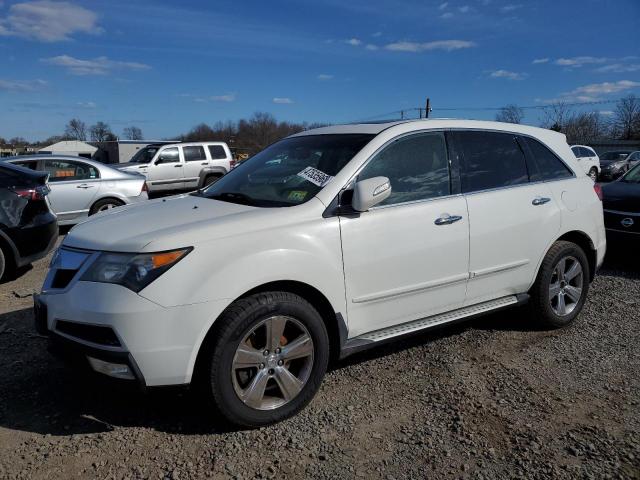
[{"left": 87, "top": 356, "right": 135, "bottom": 380}]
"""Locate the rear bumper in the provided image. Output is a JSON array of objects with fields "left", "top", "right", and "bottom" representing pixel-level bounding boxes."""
[{"left": 10, "top": 214, "right": 58, "bottom": 267}]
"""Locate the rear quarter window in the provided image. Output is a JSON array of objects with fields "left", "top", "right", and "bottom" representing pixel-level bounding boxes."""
[
  {"left": 524, "top": 137, "right": 573, "bottom": 181},
  {"left": 208, "top": 145, "right": 227, "bottom": 160}
]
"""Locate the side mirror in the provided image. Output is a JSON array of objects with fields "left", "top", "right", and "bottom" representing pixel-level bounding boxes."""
[{"left": 352, "top": 176, "right": 392, "bottom": 212}]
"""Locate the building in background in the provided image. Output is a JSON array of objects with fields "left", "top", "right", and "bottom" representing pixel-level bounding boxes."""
[{"left": 38, "top": 140, "right": 97, "bottom": 158}]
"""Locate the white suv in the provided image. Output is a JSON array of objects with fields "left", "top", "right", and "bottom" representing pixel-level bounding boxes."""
[
  {"left": 571, "top": 145, "right": 600, "bottom": 181},
  {"left": 36, "top": 120, "right": 606, "bottom": 426},
  {"left": 117, "top": 142, "right": 232, "bottom": 192}
]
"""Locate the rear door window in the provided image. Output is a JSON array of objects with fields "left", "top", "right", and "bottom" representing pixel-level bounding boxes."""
[
  {"left": 43, "top": 160, "right": 99, "bottom": 182},
  {"left": 523, "top": 137, "right": 573, "bottom": 182},
  {"left": 208, "top": 145, "right": 227, "bottom": 160},
  {"left": 183, "top": 146, "right": 206, "bottom": 162},
  {"left": 454, "top": 131, "right": 529, "bottom": 193}
]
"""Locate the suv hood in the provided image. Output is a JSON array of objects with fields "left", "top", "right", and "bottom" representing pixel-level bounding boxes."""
[
  {"left": 115, "top": 162, "right": 149, "bottom": 172},
  {"left": 63, "top": 194, "right": 266, "bottom": 252}
]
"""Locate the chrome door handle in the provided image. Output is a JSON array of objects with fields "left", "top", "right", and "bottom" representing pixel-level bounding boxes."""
[
  {"left": 434, "top": 214, "right": 463, "bottom": 225},
  {"left": 201, "top": 162, "right": 208, "bottom": 165},
  {"left": 532, "top": 197, "right": 551, "bottom": 206},
  {"left": 76, "top": 184, "right": 94, "bottom": 189},
  {"left": 174, "top": 164, "right": 182, "bottom": 168}
]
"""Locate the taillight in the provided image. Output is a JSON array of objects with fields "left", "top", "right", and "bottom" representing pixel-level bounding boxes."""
[
  {"left": 141, "top": 181, "right": 149, "bottom": 193},
  {"left": 230, "top": 159, "right": 237, "bottom": 169},
  {"left": 13, "top": 185, "right": 49, "bottom": 201},
  {"left": 593, "top": 183, "right": 603, "bottom": 201}
]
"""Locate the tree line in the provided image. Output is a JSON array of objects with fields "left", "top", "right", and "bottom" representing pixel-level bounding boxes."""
[{"left": 495, "top": 94, "right": 640, "bottom": 144}]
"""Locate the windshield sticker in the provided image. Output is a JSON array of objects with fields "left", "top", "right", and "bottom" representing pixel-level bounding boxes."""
[
  {"left": 297, "top": 166, "right": 334, "bottom": 187},
  {"left": 287, "top": 190, "right": 308, "bottom": 202}
]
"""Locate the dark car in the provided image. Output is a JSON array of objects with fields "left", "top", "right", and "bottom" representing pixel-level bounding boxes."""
[
  {"left": 599, "top": 150, "right": 634, "bottom": 181},
  {"left": 0, "top": 162, "right": 58, "bottom": 279},
  {"left": 601, "top": 163, "right": 640, "bottom": 241}
]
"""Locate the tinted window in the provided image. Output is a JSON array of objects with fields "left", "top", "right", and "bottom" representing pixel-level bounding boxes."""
[
  {"left": 44, "top": 160, "right": 99, "bottom": 182},
  {"left": 628, "top": 152, "right": 640, "bottom": 161},
  {"left": 358, "top": 132, "right": 450, "bottom": 206},
  {"left": 14, "top": 160, "right": 39, "bottom": 170},
  {"left": 157, "top": 147, "right": 180, "bottom": 164},
  {"left": 183, "top": 146, "right": 206, "bottom": 162},
  {"left": 571, "top": 146, "right": 581, "bottom": 157},
  {"left": 456, "top": 131, "right": 528, "bottom": 193},
  {"left": 208, "top": 145, "right": 227, "bottom": 160},
  {"left": 524, "top": 137, "right": 573, "bottom": 181},
  {"left": 580, "top": 147, "right": 593, "bottom": 158}
]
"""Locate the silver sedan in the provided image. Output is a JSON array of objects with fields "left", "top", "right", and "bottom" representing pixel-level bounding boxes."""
[{"left": 4, "top": 155, "right": 148, "bottom": 225}]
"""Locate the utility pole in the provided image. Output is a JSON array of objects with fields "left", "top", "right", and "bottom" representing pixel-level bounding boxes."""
[{"left": 425, "top": 98, "right": 431, "bottom": 118}]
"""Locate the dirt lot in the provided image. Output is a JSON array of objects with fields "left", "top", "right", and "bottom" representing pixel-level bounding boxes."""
[{"left": 0, "top": 237, "right": 638, "bottom": 479}]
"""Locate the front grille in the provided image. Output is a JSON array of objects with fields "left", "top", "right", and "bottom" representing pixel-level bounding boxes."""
[
  {"left": 604, "top": 211, "right": 640, "bottom": 234},
  {"left": 51, "top": 269, "right": 78, "bottom": 289},
  {"left": 55, "top": 320, "right": 121, "bottom": 347}
]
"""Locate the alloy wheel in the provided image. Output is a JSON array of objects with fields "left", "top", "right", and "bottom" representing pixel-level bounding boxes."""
[
  {"left": 549, "top": 256, "right": 584, "bottom": 316},
  {"left": 231, "top": 315, "right": 314, "bottom": 410},
  {"left": 98, "top": 203, "right": 118, "bottom": 212}
]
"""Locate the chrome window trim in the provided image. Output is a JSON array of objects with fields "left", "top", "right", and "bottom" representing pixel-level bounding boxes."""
[{"left": 604, "top": 209, "right": 640, "bottom": 217}]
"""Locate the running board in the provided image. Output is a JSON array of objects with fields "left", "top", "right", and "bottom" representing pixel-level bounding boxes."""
[{"left": 339, "top": 294, "right": 528, "bottom": 359}]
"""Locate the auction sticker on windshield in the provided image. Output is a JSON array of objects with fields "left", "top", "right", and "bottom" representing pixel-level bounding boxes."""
[{"left": 297, "top": 167, "right": 334, "bottom": 187}]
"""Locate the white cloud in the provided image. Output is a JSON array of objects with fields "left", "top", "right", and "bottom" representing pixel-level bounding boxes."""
[
  {"left": 555, "top": 56, "right": 608, "bottom": 68},
  {"left": 210, "top": 93, "right": 236, "bottom": 102},
  {"left": 488, "top": 69, "right": 527, "bottom": 80},
  {"left": 317, "top": 74, "right": 334, "bottom": 81},
  {"left": 77, "top": 101, "right": 96, "bottom": 108},
  {"left": 595, "top": 63, "right": 640, "bottom": 73},
  {"left": 599, "top": 110, "right": 614, "bottom": 116},
  {"left": 0, "top": 78, "right": 47, "bottom": 92},
  {"left": 365, "top": 44, "right": 379, "bottom": 51},
  {"left": 439, "top": 2, "right": 449, "bottom": 9},
  {"left": 568, "top": 80, "right": 640, "bottom": 97},
  {"left": 385, "top": 40, "right": 475, "bottom": 52},
  {"left": 0, "top": 1, "right": 102, "bottom": 42},
  {"left": 532, "top": 57, "right": 549, "bottom": 64},
  {"left": 501, "top": 4, "right": 522, "bottom": 12},
  {"left": 273, "top": 97, "right": 294, "bottom": 104},
  {"left": 372, "top": 31, "right": 382, "bottom": 37},
  {"left": 41, "top": 55, "right": 151, "bottom": 75},
  {"left": 458, "top": 5, "right": 470, "bottom": 13},
  {"left": 346, "top": 38, "right": 362, "bottom": 46},
  {"left": 440, "top": 12, "right": 453, "bottom": 18}
]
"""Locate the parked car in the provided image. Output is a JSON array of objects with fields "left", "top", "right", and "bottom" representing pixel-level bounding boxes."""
[
  {"left": 5, "top": 155, "right": 148, "bottom": 226},
  {"left": 35, "top": 120, "right": 605, "bottom": 427},
  {"left": 625, "top": 151, "right": 640, "bottom": 169},
  {"left": 0, "top": 162, "right": 57, "bottom": 280},
  {"left": 570, "top": 145, "right": 600, "bottom": 181},
  {"left": 115, "top": 142, "right": 233, "bottom": 193},
  {"left": 601, "top": 163, "right": 640, "bottom": 241},
  {"left": 599, "top": 150, "right": 634, "bottom": 181}
]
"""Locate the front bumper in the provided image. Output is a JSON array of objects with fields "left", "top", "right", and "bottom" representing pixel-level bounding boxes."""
[{"left": 36, "top": 280, "right": 229, "bottom": 387}]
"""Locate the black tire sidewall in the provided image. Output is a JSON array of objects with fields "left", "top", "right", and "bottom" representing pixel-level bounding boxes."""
[
  {"left": 0, "top": 247, "right": 5, "bottom": 280},
  {"left": 210, "top": 293, "right": 329, "bottom": 427},
  {"left": 90, "top": 198, "right": 124, "bottom": 215},
  {"left": 534, "top": 242, "right": 590, "bottom": 327}
]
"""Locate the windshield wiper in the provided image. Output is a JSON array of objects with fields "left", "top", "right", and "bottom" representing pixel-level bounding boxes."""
[{"left": 207, "top": 192, "right": 257, "bottom": 206}]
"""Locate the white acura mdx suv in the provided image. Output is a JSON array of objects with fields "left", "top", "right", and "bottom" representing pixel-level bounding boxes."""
[{"left": 35, "top": 120, "right": 606, "bottom": 427}]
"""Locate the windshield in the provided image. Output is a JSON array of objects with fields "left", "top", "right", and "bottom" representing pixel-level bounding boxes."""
[
  {"left": 622, "top": 163, "right": 640, "bottom": 183},
  {"left": 600, "top": 151, "right": 631, "bottom": 161},
  {"left": 130, "top": 145, "right": 162, "bottom": 163},
  {"left": 196, "top": 134, "right": 375, "bottom": 207}
]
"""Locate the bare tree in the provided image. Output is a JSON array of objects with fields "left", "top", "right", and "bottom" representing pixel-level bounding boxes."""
[
  {"left": 123, "top": 126, "right": 143, "bottom": 140},
  {"left": 541, "top": 102, "right": 573, "bottom": 132},
  {"left": 90, "top": 121, "right": 115, "bottom": 142},
  {"left": 564, "top": 112, "right": 608, "bottom": 144},
  {"left": 9, "top": 137, "right": 28, "bottom": 146},
  {"left": 64, "top": 118, "right": 87, "bottom": 141},
  {"left": 495, "top": 104, "right": 524, "bottom": 124},
  {"left": 612, "top": 94, "right": 640, "bottom": 140}
]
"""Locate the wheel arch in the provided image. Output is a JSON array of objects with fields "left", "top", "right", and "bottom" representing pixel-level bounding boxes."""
[
  {"left": 89, "top": 195, "right": 126, "bottom": 215},
  {"left": 546, "top": 230, "right": 597, "bottom": 282},
  {"left": 191, "top": 280, "right": 343, "bottom": 385}
]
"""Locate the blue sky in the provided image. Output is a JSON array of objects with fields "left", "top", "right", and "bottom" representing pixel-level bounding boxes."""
[{"left": 1, "top": 0, "right": 639, "bottom": 141}]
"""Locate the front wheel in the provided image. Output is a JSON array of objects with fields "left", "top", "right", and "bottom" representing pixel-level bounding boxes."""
[
  {"left": 205, "top": 292, "right": 329, "bottom": 427},
  {"left": 529, "top": 241, "right": 590, "bottom": 328}
]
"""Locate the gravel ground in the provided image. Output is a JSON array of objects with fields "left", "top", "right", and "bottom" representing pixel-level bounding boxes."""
[{"left": 0, "top": 237, "right": 638, "bottom": 480}]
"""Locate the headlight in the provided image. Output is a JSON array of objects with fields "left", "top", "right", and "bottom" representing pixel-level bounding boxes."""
[
  {"left": 610, "top": 161, "right": 625, "bottom": 170},
  {"left": 81, "top": 248, "right": 192, "bottom": 292}
]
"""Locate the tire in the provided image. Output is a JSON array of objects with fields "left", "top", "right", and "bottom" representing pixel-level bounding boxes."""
[
  {"left": 0, "top": 247, "right": 5, "bottom": 281},
  {"left": 89, "top": 198, "right": 125, "bottom": 215},
  {"left": 205, "top": 292, "right": 329, "bottom": 427},
  {"left": 529, "top": 241, "right": 590, "bottom": 328},
  {"left": 588, "top": 167, "right": 598, "bottom": 182},
  {"left": 203, "top": 174, "right": 222, "bottom": 187}
]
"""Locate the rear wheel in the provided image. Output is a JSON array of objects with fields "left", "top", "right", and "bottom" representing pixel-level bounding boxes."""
[
  {"left": 0, "top": 247, "right": 5, "bottom": 281},
  {"left": 203, "top": 174, "right": 222, "bottom": 187},
  {"left": 588, "top": 167, "right": 598, "bottom": 182},
  {"left": 89, "top": 198, "right": 125, "bottom": 215},
  {"left": 529, "top": 241, "right": 590, "bottom": 328},
  {"left": 205, "top": 292, "right": 329, "bottom": 427}
]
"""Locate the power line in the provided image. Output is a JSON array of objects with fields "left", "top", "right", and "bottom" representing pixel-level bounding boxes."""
[{"left": 354, "top": 98, "right": 621, "bottom": 122}]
